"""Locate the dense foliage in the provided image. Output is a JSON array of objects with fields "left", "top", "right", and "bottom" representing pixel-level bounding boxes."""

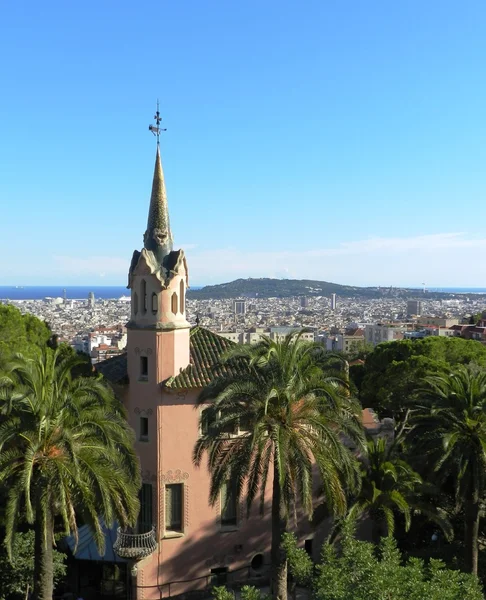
[
  {"left": 0, "top": 348, "right": 140, "bottom": 600},
  {"left": 283, "top": 527, "right": 484, "bottom": 600},
  {"left": 346, "top": 437, "right": 450, "bottom": 542},
  {"left": 0, "top": 530, "right": 66, "bottom": 600},
  {"left": 0, "top": 305, "right": 52, "bottom": 359},
  {"left": 359, "top": 337, "right": 486, "bottom": 418},
  {"left": 408, "top": 366, "right": 486, "bottom": 575},
  {"left": 194, "top": 332, "right": 364, "bottom": 600}
]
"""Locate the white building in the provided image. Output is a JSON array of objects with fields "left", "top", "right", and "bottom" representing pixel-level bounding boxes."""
[{"left": 365, "top": 324, "right": 406, "bottom": 346}]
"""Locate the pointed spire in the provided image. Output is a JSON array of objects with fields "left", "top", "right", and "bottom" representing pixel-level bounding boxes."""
[{"left": 143, "top": 145, "right": 174, "bottom": 264}]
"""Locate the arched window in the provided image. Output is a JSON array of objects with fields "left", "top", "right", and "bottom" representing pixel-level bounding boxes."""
[
  {"left": 133, "top": 292, "right": 139, "bottom": 315},
  {"left": 179, "top": 280, "right": 185, "bottom": 314},
  {"left": 171, "top": 292, "right": 178, "bottom": 315},
  {"left": 141, "top": 279, "right": 147, "bottom": 314},
  {"left": 151, "top": 292, "right": 158, "bottom": 315}
]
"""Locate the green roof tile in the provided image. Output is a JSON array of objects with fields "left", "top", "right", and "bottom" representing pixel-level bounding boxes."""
[{"left": 165, "top": 326, "right": 240, "bottom": 389}]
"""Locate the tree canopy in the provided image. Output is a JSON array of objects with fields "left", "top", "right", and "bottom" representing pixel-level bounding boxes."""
[
  {"left": 408, "top": 365, "right": 486, "bottom": 575},
  {"left": 0, "top": 531, "right": 66, "bottom": 600},
  {"left": 283, "top": 525, "right": 484, "bottom": 600},
  {"left": 359, "top": 337, "right": 486, "bottom": 418},
  {"left": 0, "top": 348, "right": 140, "bottom": 600},
  {"left": 0, "top": 305, "right": 52, "bottom": 360}
]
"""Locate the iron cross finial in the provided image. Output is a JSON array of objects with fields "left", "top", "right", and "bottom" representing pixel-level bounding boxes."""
[{"left": 148, "top": 99, "right": 167, "bottom": 144}]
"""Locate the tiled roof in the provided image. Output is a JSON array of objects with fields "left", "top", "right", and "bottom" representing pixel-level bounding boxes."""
[
  {"left": 96, "top": 327, "right": 240, "bottom": 390},
  {"left": 165, "top": 326, "right": 240, "bottom": 389},
  {"left": 96, "top": 353, "right": 128, "bottom": 384}
]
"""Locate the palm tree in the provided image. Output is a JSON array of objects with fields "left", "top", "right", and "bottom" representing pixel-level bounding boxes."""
[
  {"left": 193, "top": 332, "right": 365, "bottom": 600},
  {"left": 408, "top": 365, "right": 486, "bottom": 575},
  {"left": 346, "top": 437, "right": 451, "bottom": 543},
  {"left": 0, "top": 348, "right": 140, "bottom": 600}
]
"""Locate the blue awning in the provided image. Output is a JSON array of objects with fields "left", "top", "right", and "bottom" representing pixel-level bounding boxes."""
[{"left": 64, "top": 523, "right": 127, "bottom": 563}]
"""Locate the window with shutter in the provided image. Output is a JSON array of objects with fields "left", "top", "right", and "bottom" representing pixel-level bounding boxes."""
[
  {"left": 138, "top": 483, "right": 153, "bottom": 533},
  {"left": 221, "top": 480, "right": 237, "bottom": 527},
  {"left": 165, "top": 484, "right": 183, "bottom": 532},
  {"left": 139, "top": 416, "right": 149, "bottom": 441}
]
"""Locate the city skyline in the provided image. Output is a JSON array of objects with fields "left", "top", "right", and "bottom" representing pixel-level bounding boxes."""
[{"left": 2, "top": 1, "right": 486, "bottom": 287}]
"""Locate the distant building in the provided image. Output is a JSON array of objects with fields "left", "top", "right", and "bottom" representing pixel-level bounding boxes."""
[
  {"left": 88, "top": 291, "right": 95, "bottom": 309},
  {"left": 300, "top": 296, "right": 309, "bottom": 308},
  {"left": 234, "top": 300, "right": 247, "bottom": 315},
  {"left": 325, "top": 329, "right": 365, "bottom": 353},
  {"left": 365, "top": 324, "right": 406, "bottom": 346},
  {"left": 331, "top": 293, "right": 337, "bottom": 311},
  {"left": 406, "top": 300, "right": 422, "bottom": 316},
  {"left": 417, "top": 316, "right": 459, "bottom": 328}
]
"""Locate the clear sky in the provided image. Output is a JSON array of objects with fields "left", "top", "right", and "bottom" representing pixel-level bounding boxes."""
[{"left": 1, "top": 0, "right": 486, "bottom": 287}]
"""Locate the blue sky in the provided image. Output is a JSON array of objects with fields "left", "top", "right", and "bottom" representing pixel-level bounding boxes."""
[{"left": 1, "top": 1, "right": 486, "bottom": 287}]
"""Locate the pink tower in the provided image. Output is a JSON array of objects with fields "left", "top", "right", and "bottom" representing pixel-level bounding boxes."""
[{"left": 107, "top": 112, "right": 283, "bottom": 599}]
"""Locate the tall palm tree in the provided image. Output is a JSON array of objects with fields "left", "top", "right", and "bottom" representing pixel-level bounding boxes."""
[
  {"left": 193, "top": 333, "right": 365, "bottom": 600},
  {"left": 0, "top": 348, "right": 140, "bottom": 600},
  {"left": 346, "top": 437, "right": 451, "bottom": 543},
  {"left": 408, "top": 365, "right": 486, "bottom": 575}
]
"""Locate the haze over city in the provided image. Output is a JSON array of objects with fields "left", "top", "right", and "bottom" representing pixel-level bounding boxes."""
[{"left": 1, "top": 1, "right": 486, "bottom": 287}]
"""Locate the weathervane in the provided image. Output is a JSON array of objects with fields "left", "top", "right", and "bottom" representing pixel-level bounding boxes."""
[{"left": 148, "top": 99, "right": 166, "bottom": 144}]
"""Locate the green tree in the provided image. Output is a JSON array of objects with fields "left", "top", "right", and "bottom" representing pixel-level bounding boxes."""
[
  {"left": 360, "top": 337, "right": 486, "bottom": 419},
  {"left": 0, "top": 348, "right": 140, "bottom": 600},
  {"left": 283, "top": 525, "right": 484, "bottom": 600},
  {"left": 193, "top": 333, "right": 364, "bottom": 600},
  {"left": 0, "top": 530, "right": 66, "bottom": 600},
  {"left": 347, "top": 437, "right": 451, "bottom": 543},
  {"left": 0, "top": 305, "right": 52, "bottom": 360},
  {"left": 409, "top": 365, "right": 486, "bottom": 575}
]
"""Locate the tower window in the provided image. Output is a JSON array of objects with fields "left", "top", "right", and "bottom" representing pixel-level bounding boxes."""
[
  {"left": 140, "top": 356, "right": 148, "bottom": 380},
  {"left": 179, "top": 280, "right": 185, "bottom": 314},
  {"left": 151, "top": 292, "right": 158, "bottom": 315},
  {"left": 165, "top": 484, "right": 183, "bottom": 533},
  {"left": 139, "top": 416, "right": 149, "bottom": 441},
  {"left": 171, "top": 292, "right": 178, "bottom": 315},
  {"left": 141, "top": 279, "right": 147, "bottom": 314},
  {"left": 133, "top": 292, "right": 139, "bottom": 315}
]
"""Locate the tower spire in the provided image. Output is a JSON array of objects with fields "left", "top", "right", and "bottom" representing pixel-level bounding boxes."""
[{"left": 144, "top": 102, "right": 173, "bottom": 264}]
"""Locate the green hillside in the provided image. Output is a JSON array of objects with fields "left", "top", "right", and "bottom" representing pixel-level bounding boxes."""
[{"left": 188, "top": 278, "right": 420, "bottom": 299}]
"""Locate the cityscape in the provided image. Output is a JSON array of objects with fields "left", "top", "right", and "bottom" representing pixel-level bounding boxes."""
[
  {"left": 2, "top": 2, "right": 486, "bottom": 600},
  {"left": 4, "top": 288, "right": 486, "bottom": 363}
]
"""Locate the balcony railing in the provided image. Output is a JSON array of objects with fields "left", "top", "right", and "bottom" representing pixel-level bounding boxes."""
[{"left": 113, "top": 526, "right": 157, "bottom": 560}]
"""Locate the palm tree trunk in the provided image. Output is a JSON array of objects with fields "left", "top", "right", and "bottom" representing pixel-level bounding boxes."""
[
  {"left": 271, "top": 460, "right": 288, "bottom": 600},
  {"left": 464, "top": 496, "right": 480, "bottom": 576},
  {"left": 33, "top": 501, "right": 54, "bottom": 600}
]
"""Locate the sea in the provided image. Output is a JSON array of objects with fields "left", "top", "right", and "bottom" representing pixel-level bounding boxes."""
[
  {"left": 0, "top": 286, "right": 203, "bottom": 301},
  {"left": 0, "top": 285, "right": 485, "bottom": 301}
]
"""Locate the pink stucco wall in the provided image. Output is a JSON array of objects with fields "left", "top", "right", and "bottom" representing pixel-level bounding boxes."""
[
  {"left": 125, "top": 266, "right": 314, "bottom": 598},
  {"left": 124, "top": 378, "right": 316, "bottom": 599}
]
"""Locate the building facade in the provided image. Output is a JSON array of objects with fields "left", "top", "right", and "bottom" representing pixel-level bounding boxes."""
[
  {"left": 96, "top": 143, "right": 316, "bottom": 599},
  {"left": 406, "top": 299, "right": 422, "bottom": 316},
  {"left": 365, "top": 323, "right": 406, "bottom": 346}
]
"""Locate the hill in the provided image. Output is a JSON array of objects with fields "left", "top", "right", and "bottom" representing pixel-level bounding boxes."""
[{"left": 186, "top": 278, "right": 446, "bottom": 300}]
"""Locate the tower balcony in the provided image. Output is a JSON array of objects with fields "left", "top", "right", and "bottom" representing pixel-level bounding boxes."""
[{"left": 113, "top": 526, "right": 157, "bottom": 560}]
